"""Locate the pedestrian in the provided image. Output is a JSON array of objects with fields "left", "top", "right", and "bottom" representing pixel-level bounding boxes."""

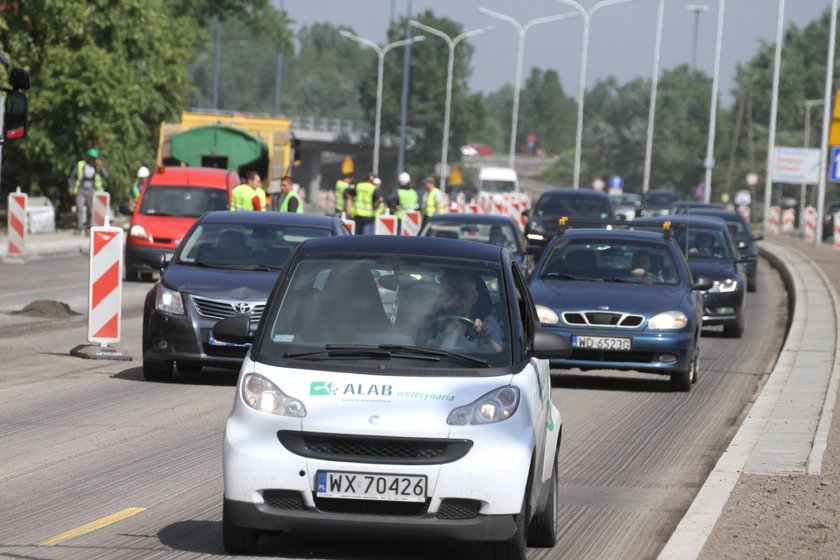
[
  {"left": 129, "top": 166, "right": 150, "bottom": 210},
  {"left": 279, "top": 175, "right": 303, "bottom": 213},
  {"left": 421, "top": 176, "right": 445, "bottom": 224},
  {"left": 231, "top": 171, "right": 263, "bottom": 211},
  {"left": 391, "top": 172, "right": 418, "bottom": 231},
  {"left": 335, "top": 172, "right": 355, "bottom": 218},
  {"left": 68, "top": 148, "right": 108, "bottom": 234},
  {"left": 351, "top": 174, "right": 383, "bottom": 234},
  {"left": 253, "top": 173, "right": 268, "bottom": 212}
]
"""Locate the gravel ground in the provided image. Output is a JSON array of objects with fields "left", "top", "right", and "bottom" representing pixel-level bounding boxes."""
[{"left": 700, "top": 235, "right": 840, "bottom": 560}]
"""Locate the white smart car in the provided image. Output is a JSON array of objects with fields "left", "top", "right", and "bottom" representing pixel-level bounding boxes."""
[{"left": 216, "top": 235, "right": 570, "bottom": 559}]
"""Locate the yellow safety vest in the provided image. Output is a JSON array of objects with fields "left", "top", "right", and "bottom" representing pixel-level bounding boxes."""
[
  {"left": 256, "top": 187, "right": 267, "bottom": 212},
  {"left": 72, "top": 160, "right": 104, "bottom": 195},
  {"left": 231, "top": 183, "right": 256, "bottom": 211},
  {"left": 335, "top": 180, "right": 351, "bottom": 212},
  {"left": 424, "top": 187, "right": 442, "bottom": 217},
  {"left": 354, "top": 181, "right": 377, "bottom": 218},
  {"left": 280, "top": 190, "right": 304, "bottom": 213},
  {"left": 396, "top": 187, "right": 418, "bottom": 219}
]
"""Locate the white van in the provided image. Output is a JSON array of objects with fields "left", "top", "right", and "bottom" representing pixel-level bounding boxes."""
[{"left": 478, "top": 166, "right": 519, "bottom": 193}]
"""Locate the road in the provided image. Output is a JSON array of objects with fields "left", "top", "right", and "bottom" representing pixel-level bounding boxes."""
[{"left": 0, "top": 253, "right": 786, "bottom": 559}]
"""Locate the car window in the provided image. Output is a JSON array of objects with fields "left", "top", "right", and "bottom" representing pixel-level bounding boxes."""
[
  {"left": 480, "top": 179, "right": 516, "bottom": 193},
  {"left": 177, "top": 223, "right": 331, "bottom": 267},
  {"left": 725, "top": 219, "right": 749, "bottom": 245},
  {"left": 536, "top": 194, "right": 611, "bottom": 220},
  {"left": 676, "top": 228, "right": 731, "bottom": 259},
  {"left": 139, "top": 185, "right": 228, "bottom": 217},
  {"left": 538, "top": 240, "right": 680, "bottom": 285},
  {"left": 424, "top": 222, "right": 520, "bottom": 252},
  {"left": 643, "top": 192, "right": 678, "bottom": 206},
  {"left": 260, "top": 256, "right": 511, "bottom": 368}
]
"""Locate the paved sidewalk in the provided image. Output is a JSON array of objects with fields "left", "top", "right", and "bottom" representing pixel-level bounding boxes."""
[{"left": 0, "top": 228, "right": 90, "bottom": 261}]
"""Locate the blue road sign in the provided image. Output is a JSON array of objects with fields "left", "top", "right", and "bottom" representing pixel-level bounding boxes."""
[
  {"left": 608, "top": 176, "right": 624, "bottom": 192},
  {"left": 831, "top": 147, "right": 840, "bottom": 183}
]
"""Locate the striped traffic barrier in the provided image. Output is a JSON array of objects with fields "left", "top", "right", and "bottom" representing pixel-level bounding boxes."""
[
  {"left": 803, "top": 206, "right": 817, "bottom": 243},
  {"left": 374, "top": 214, "right": 398, "bottom": 235},
  {"left": 834, "top": 213, "right": 840, "bottom": 250},
  {"left": 5, "top": 189, "right": 27, "bottom": 261},
  {"left": 781, "top": 208, "right": 795, "bottom": 234},
  {"left": 92, "top": 191, "right": 110, "bottom": 228},
  {"left": 87, "top": 221, "right": 123, "bottom": 345},
  {"left": 767, "top": 206, "right": 781, "bottom": 235},
  {"left": 400, "top": 211, "right": 422, "bottom": 236}
]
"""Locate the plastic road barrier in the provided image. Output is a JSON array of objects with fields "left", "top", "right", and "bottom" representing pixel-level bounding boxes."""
[
  {"left": 92, "top": 191, "right": 110, "bottom": 228},
  {"left": 400, "top": 211, "right": 422, "bottom": 236},
  {"left": 781, "top": 208, "right": 795, "bottom": 234},
  {"left": 767, "top": 206, "right": 781, "bottom": 235},
  {"left": 87, "top": 224, "right": 123, "bottom": 345},
  {"left": 6, "top": 189, "right": 27, "bottom": 258},
  {"left": 374, "top": 214, "right": 398, "bottom": 235},
  {"left": 803, "top": 206, "right": 817, "bottom": 243}
]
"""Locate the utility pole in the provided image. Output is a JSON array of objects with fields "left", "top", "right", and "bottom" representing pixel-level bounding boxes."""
[
  {"left": 273, "top": 0, "right": 286, "bottom": 115},
  {"left": 686, "top": 5, "right": 709, "bottom": 74},
  {"left": 397, "top": 0, "right": 413, "bottom": 175}
]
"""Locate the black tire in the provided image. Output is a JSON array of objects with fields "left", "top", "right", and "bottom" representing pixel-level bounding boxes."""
[
  {"left": 527, "top": 466, "right": 557, "bottom": 547},
  {"left": 143, "top": 359, "right": 174, "bottom": 382},
  {"left": 222, "top": 501, "right": 259, "bottom": 555},
  {"left": 723, "top": 313, "right": 744, "bottom": 338},
  {"left": 670, "top": 367, "right": 691, "bottom": 392},
  {"left": 177, "top": 361, "right": 203, "bottom": 375},
  {"left": 747, "top": 274, "right": 757, "bottom": 292},
  {"left": 492, "top": 497, "right": 528, "bottom": 560},
  {"left": 124, "top": 270, "right": 140, "bottom": 282},
  {"left": 691, "top": 342, "right": 700, "bottom": 385}
]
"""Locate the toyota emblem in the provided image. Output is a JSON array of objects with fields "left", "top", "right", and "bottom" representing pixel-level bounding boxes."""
[{"left": 234, "top": 303, "right": 252, "bottom": 314}]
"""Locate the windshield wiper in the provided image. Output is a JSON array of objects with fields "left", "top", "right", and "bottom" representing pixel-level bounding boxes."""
[
  {"left": 284, "top": 343, "right": 490, "bottom": 367},
  {"left": 284, "top": 344, "right": 392, "bottom": 359},
  {"left": 379, "top": 344, "right": 491, "bottom": 367},
  {"left": 602, "top": 277, "right": 641, "bottom": 284},
  {"left": 253, "top": 263, "right": 285, "bottom": 271},
  {"left": 542, "top": 273, "right": 602, "bottom": 281}
]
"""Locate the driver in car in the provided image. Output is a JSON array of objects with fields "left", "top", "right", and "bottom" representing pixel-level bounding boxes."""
[{"left": 422, "top": 270, "right": 503, "bottom": 352}]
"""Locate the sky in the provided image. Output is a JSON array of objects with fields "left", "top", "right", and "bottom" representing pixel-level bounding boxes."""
[{"left": 282, "top": 0, "right": 832, "bottom": 107}]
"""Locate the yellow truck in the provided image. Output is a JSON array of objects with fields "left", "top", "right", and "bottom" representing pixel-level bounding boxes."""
[{"left": 156, "top": 111, "right": 295, "bottom": 193}]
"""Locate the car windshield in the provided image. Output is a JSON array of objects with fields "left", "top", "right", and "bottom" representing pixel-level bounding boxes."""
[
  {"left": 536, "top": 194, "right": 611, "bottom": 220},
  {"left": 725, "top": 219, "right": 749, "bottom": 245},
  {"left": 480, "top": 179, "right": 516, "bottom": 193},
  {"left": 177, "top": 222, "right": 332, "bottom": 267},
  {"left": 675, "top": 228, "right": 732, "bottom": 259},
  {"left": 643, "top": 192, "right": 678, "bottom": 206},
  {"left": 424, "top": 222, "right": 520, "bottom": 252},
  {"left": 611, "top": 194, "right": 640, "bottom": 206},
  {"left": 139, "top": 185, "right": 229, "bottom": 217},
  {"left": 538, "top": 240, "right": 680, "bottom": 285},
  {"left": 258, "top": 256, "right": 511, "bottom": 368}
]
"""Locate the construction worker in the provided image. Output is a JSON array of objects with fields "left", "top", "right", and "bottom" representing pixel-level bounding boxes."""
[
  {"left": 394, "top": 172, "right": 418, "bottom": 219},
  {"left": 335, "top": 172, "right": 354, "bottom": 218},
  {"left": 253, "top": 173, "right": 268, "bottom": 212},
  {"left": 68, "top": 148, "right": 108, "bottom": 234},
  {"left": 231, "top": 171, "right": 263, "bottom": 211},
  {"left": 352, "top": 174, "right": 379, "bottom": 234},
  {"left": 279, "top": 175, "right": 303, "bottom": 213},
  {"left": 129, "top": 166, "right": 150, "bottom": 210},
  {"left": 421, "top": 176, "right": 445, "bottom": 224}
]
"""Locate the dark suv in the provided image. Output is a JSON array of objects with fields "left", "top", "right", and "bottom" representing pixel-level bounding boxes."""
[
  {"left": 823, "top": 201, "right": 840, "bottom": 240},
  {"left": 641, "top": 189, "right": 679, "bottom": 217},
  {"left": 524, "top": 188, "right": 613, "bottom": 260}
]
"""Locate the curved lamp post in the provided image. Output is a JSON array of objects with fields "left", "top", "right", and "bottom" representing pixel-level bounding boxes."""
[
  {"left": 340, "top": 30, "right": 425, "bottom": 176},
  {"left": 642, "top": 0, "right": 665, "bottom": 193},
  {"left": 702, "top": 0, "right": 725, "bottom": 204},
  {"left": 410, "top": 20, "right": 495, "bottom": 192},
  {"left": 555, "top": 0, "right": 637, "bottom": 189},
  {"left": 477, "top": 7, "right": 578, "bottom": 169}
]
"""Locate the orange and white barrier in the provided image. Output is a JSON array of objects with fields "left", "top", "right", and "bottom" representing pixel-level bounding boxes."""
[
  {"left": 767, "top": 206, "right": 781, "bottom": 235},
  {"left": 87, "top": 222, "right": 123, "bottom": 345},
  {"left": 6, "top": 189, "right": 27, "bottom": 259},
  {"left": 400, "top": 211, "right": 422, "bottom": 236},
  {"left": 803, "top": 206, "right": 817, "bottom": 243},
  {"left": 92, "top": 191, "right": 110, "bottom": 228},
  {"left": 834, "top": 213, "right": 840, "bottom": 250},
  {"left": 374, "top": 214, "right": 398, "bottom": 235},
  {"left": 781, "top": 208, "right": 795, "bottom": 234}
]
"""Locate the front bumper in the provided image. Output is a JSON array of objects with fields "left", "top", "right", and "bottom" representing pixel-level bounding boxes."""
[
  {"left": 701, "top": 290, "right": 743, "bottom": 326},
  {"left": 543, "top": 326, "right": 695, "bottom": 375}
]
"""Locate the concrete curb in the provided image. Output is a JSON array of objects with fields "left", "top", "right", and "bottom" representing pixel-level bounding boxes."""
[{"left": 657, "top": 240, "right": 838, "bottom": 559}]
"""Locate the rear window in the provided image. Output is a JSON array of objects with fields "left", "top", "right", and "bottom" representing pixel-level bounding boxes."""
[
  {"left": 536, "top": 194, "right": 611, "bottom": 220},
  {"left": 643, "top": 192, "right": 679, "bottom": 206},
  {"left": 480, "top": 179, "right": 516, "bottom": 193},
  {"left": 423, "top": 222, "right": 521, "bottom": 252},
  {"left": 139, "top": 185, "right": 229, "bottom": 217}
]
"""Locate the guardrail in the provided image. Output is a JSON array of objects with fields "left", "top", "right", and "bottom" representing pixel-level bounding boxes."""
[{"left": 188, "top": 107, "right": 369, "bottom": 136}]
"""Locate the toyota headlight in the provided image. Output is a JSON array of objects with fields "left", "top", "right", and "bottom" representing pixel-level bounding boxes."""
[
  {"left": 536, "top": 305, "right": 560, "bottom": 325},
  {"left": 129, "top": 224, "right": 151, "bottom": 241},
  {"left": 710, "top": 278, "right": 738, "bottom": 293},
  {"left": 648, "top": 311, "right": 688, "bottom": 330},
  {"left": 155, "top": 284, "right": 184, "bottom": 315},
  {"left": 448, "top": 386, "right": 519, "bottom": 425},
  {"left": 242, "top": 373, "right": 306, "bottom": 417}
]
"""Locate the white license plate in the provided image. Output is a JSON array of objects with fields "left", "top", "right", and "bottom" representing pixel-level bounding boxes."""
[
  {"left": 572, "top": 335, "right": 632, "bottom": 351},
  {"left": 316, "top": 471, "right": 427, "bottom": 502}
]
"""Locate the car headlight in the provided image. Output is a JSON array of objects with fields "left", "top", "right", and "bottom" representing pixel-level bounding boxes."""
[
  {"left": 710, "top": 278, "right": 738, "bottom": 293},
  {"left": 648, "top": 311, "right": 688, "bottom": 330},
  {"left": 448, "top": 386, "right": 519, "bottom": 425},
  {"left": 155, "top": 284, "right": 184, "bottom": 315},
  {"left": 242, "top": 373, "right": 306, "bottom": 417},
  {"left": 129, "top": 224, "right": 151, "bottom": 241},
  {"left": 535, "top": 305, "right": 560, "bottom": 325}
]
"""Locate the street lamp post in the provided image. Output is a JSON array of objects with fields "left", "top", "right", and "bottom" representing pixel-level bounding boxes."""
[
  {"left": 477, "top": 7, "right": 578, "bottom": 170},
  {"left": 816, "top": 0, "right": 839, "bottom": 243},
  {"left": 686, "top": 4, "right": 709, "bottom": 73},
  {"left": 762, "top": 0, "right": 786, "bottom": 228},
  {"left": 340, "top": 30, "right": 424, "bottom": 177},
  {"left": 409, "top": 21, "right": 495, "bottom": 193},
  {"left": 642, "top": 0, "right": 665, "bottom": 193},
  {"left": 555, "top": 0, "right": 637, "bottom": 189},
  {"left": 702, "top": 0, "right": 725, "bottom": 204}
]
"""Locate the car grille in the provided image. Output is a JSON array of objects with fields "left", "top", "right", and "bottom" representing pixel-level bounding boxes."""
[
  {"left": 191, "top": 295, "right": 265, "bottom": 324},
  {"left": 314, "top": 496, "right": 430, "bottom": 516},
  {"left": 263, "top": 490, "right": 306, "bottom": 510},
  {"left": 563, "top": 311, "right": 644, "bottom": 328},
  {"left": 437, "top": 498, "right": 481, "bottom": 519},
  {"left": 277, "top": 431, "right": 473, "bottom": 465}
]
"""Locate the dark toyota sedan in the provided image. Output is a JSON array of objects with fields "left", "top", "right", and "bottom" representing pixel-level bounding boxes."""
[
  {"left": 524, "top": 188, "right": 613, "bottom": 260},
  {"left": 682, "top": 208, "right": 762, "bottom": 291},
  {"left": 634, "top": 215, "right": 747, "bottom": 337},
  {"left": 142, "top": 211, "right": 350, "bottom": 381}
]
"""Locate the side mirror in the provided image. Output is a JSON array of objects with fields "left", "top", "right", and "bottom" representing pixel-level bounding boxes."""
[
  {"left": 533, "top": 329, "right": 571, "bottom": 360},
  {"left": 2, "top": 90, "right": 28, "bottom": 141},
  {"left": 213, "top": 315, "right": 253, "bottom": 346},
  {"left": 692, "top": 276, "right": 714, "bottom": 291},
  {"left": 118, "top": 203, "right": 134, "bottom": 216},
  {"left": 146, "top": 253, "right": 169, "bottom": 271},
  {"left": 752, "top": 233, "right": 763, "bottom": 241},
  {"left": 9, "top": 67, "right": 30, "bottom": 91}
]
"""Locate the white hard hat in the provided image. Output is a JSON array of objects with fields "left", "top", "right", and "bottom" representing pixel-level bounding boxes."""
[
  {"left": 398, "top": 171, "right": 411, "bottom": 185},
  {"left": 137, "top": 166, "right": 150, "bottom": 178},
  {"left": 373, "top": 177, "right": 382, "bottom": 186}
]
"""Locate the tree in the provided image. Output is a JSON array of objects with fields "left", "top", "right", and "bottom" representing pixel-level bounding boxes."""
[{"left": 516, "top": 68, "right": 576, "bottom": 155}]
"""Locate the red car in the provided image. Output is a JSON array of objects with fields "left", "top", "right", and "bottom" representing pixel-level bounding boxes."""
[
  {"left": 124, "top": 166, "right": 238, "bottom": 280},
  {"left": 460, "top": 143, "right": 493, "bottom": 156}
]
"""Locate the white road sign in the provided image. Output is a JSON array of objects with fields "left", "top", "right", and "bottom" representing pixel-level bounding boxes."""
[{"left": 771, "top": 147, "right": 821, "bottom": 184}]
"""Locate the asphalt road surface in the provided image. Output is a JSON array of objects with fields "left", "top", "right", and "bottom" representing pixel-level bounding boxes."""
[{"left": 0, "top": 253, "right": 787, "bottom": 559}]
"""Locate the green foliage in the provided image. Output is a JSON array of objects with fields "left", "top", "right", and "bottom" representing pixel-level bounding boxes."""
[{"left": 516, "top": 68, "right": 576, "bottom": 155}]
